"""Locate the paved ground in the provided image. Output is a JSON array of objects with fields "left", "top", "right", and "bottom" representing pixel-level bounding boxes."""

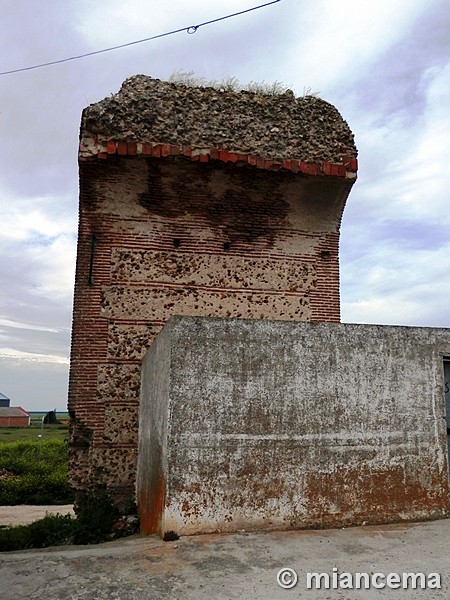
[
  {"left": 1, "top": 518, "right": 450, "bottom": 600},
  {"left": 0, "top": 505, "right": 74, "bottom": 526}
]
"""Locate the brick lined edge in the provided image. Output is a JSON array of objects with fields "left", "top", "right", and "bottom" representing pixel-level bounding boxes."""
[{"left": 79, "top": 137, "right": 358, "bottom": 179}]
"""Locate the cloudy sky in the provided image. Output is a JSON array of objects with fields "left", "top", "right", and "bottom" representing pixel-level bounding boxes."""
[{"left": 1, "top": 0, "right": 449, "bottom": 411}]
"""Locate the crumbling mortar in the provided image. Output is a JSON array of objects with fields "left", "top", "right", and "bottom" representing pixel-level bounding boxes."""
[{"left": 82, "top": 75, "right": 357, "bottom": 164}]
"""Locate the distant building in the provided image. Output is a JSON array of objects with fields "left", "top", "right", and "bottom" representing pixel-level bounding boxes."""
[
  {"left": 0, "top": 407, "right": 31, "bottom": 427},
  {"left": 0, "top": 392, "right": 11, "bottom": 408}
]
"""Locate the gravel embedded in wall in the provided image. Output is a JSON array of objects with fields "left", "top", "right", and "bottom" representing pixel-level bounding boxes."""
[{"left": 82, "top": 75, "right": 357, "bottom": 163}]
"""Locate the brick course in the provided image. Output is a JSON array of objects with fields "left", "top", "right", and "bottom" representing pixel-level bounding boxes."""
[{"left": 69, "top": 78, "right": 357, "bottom": 508}]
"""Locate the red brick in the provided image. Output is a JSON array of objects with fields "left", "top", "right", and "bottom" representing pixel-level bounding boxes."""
[
  {"left": 307, "top": 163, "right": 318, "bottom": 175},
  {"left": 152, "top": 145, "right": 162, "bottom": 158},
  {"left": 199, "top": 154, "right": 209, "bottom": 163},
  {"left": 170, "top": 145, "right": 181, "bottom": 156},
  {"left": 127, "top": 142, "right": 137, "bottom": 156},
  {"left": 73, "top": 151, "right": 351, "bottom": 510},
  {"left": 256, "top": 157, "right": 265, "bottom": 169},
  {"left": 219, "top": 150, "right": 229, "bottom": 162},
  {"left": 342, "top": 154, "right": 351, "bottom": 168},
  {"left": 322, "top": 162, "right": 332, "bottom": 175},
  {"left": 228, "top": 152, "right": 239, "bottom": 163},
  {"left": 183, "top": 147, "right": 192, "bottom": 158},
  {"left": 265, "top": 160, "right": 274, "bottom": 170},
  {"left": 161, "top": 144, "right": 171, "bottom": 157},
  {"left": 210, "top": 148, "right": 220, "bottom": 160},
  {"left": 97, "top": 152, "right": 107, "bottom": 160},
  {"left": 330, "top": 164, "right": 339, "bottom": 176},
  {"left": 282, "top": 160, "right": 292, "bottom": 171},
  {"left": 106, "top": 140, "right": 117, "bottom": 154},
  {"left": 350, "top": 157, "right": 358, "bottom": 171},
  {"left": 117, "top": 141, "right": 127, "bottom": 156},
  {"left": 300, "top": 161, "right": 308, "bottom": 174},
  {"left": 338, "top": 164, "right": 347, "bottom": 177}
]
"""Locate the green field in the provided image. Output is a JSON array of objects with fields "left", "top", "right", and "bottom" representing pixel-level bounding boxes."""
[
  {"left": 0, "top": 425, "right": 69, "bottom": 443},
  {"left": 0, "top": 438, "right": 72, "bottom": 505},
  {"left": 0, "top": 412, "right": 70, "bottom": 444},
  {"left": 0, "top": 411, "right": 70, "bottom": 506},
  {"left": 29, "top": 412, "right": 69, "bottom": 425}
]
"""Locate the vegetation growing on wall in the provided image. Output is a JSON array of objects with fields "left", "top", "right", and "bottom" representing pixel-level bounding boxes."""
[{"left": 168, "top": 70, "right": 294, "bottom": 96}]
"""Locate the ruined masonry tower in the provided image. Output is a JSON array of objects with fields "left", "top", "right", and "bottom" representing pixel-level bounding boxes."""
[{"left": 69, "top": 76, "right": 357, "bottom": 508}]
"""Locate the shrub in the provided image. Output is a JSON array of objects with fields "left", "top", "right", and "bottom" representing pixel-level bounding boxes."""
[
  {"left": 0, "top": 513, "right": 76, "bottom": 552},
  {"left": 0, "top": 491, "right": 126, "bottom": 551},
  {"left": 73, "top": 490, "right": 120, "bottom": 544}
]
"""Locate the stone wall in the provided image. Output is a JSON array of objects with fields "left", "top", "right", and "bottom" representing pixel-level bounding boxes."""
[
  {"left": 80, "top": 75, "right": 356, "bottom": 164},
  {"left": 69, "top": 77, "right": 358, "bottom": 507},
  {"left": 138, "top": 317, "right": 450, "bottom": 536}
]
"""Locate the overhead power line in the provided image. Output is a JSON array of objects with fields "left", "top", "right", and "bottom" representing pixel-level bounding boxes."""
[{"left": 0, "top": 1, "right": 282, "bottom": 77}]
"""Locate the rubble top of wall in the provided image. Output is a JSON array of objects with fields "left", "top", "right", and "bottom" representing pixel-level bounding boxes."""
[{"left": 81, "top": 75, "right": 357, "bottom": 164}]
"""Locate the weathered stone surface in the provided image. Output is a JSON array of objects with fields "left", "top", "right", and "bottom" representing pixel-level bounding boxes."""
[
  {"left": 137, "top": 317, "right": 450, "bottom": 537},
  {"left": 111, "top": 249, "right": 317, "bottom": 292},
  {"left": 69, "top": 77, "right": 357, "bottom": 510},
  {"left": 101, "top": 286, "right": 310, "bottom": 321},
  {"left": 82, "top": 75, "right": 356, "bottom": 163}
]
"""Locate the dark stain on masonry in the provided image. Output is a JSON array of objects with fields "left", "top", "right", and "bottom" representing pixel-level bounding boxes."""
[{"left": 138, "top": 158, "right": 291, "bottom": 246}]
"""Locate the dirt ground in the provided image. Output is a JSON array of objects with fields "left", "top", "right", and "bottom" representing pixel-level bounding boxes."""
[{"left": 0, "top": 504, "right": 74, "bottom": 526}]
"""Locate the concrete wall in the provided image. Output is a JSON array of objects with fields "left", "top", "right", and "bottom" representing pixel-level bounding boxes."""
[{"left": 137, "top": 317, "right": 450, "bottom": 537}]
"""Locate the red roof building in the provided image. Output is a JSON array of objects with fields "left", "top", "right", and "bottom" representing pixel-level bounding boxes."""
[{"left": 0, "top": 407, "right": 31, "bottom": 427}]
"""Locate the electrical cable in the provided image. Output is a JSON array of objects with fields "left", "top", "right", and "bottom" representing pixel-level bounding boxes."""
[{"left": 0, "top": 1, "right": 282, "bottom": 76}]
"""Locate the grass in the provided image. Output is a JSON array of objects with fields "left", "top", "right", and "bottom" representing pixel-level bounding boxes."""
[
  {"left": 0, "top": 416, "right": 139, "bottom": 551},
  {"left": 0, "top": 425, "right": 68, "bottom": 443},
  {"left": 0, "top": 438, "right": 73, "bottom": 505},
  {"left": 29, "top": 411, "right": 69, "bottom": 423},
  {"left": 168, "top": 70, "right": 294, "bottom": 96},
  {"left": 0, "top": 412, "right": 69, "bottom": 443}
]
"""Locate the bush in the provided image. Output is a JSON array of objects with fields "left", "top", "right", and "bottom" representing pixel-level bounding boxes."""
[
  {"left": 0, "top": 439, "right": 73, "bottom": 505},
  {"left": 73, "top": 490, "right": 120, "bottom": 544},
  {"left": 0, "top": 491, "right": 126, "bottom": 551},
  {"left": 0, "top": 513, "right": 76, "bottom": 552}
]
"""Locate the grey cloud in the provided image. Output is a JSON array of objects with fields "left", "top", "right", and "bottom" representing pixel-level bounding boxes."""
[{"left": 0, "top": 358, "right": 69, "bottom": 411}]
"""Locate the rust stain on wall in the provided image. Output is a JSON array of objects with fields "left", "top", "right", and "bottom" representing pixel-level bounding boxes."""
[
  {"left": 301, "top": 465, "right": 449, "bottom": 528},
  {"left": 138, "top": 472, "right": 166, "bottom": 536},
  {"left": 138, "top": 318, "right": 450, "bottom": 537}
]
